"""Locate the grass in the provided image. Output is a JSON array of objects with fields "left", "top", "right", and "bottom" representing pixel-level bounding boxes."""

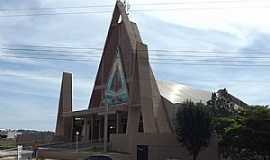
[
  {"left": 0, "top": 139, "right": 16, "bottom": 150},
  {"left": 79, "top": 146, "right": 104, "bottom": 153}
]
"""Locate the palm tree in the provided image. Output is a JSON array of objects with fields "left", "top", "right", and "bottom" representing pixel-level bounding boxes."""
[{"left": 176, "top": 101, "right": 213, "bottom": 160}]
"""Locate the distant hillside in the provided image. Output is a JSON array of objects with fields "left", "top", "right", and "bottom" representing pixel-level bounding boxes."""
[
  {"left": 17, "top": 129, "right": 54, "bottom": 135},
  {"left": 16, "top": 130, "right": 55, "bottom": 145}
]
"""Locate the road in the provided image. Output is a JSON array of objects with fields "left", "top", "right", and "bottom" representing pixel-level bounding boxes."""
[{"left": 0, "top": 149, "right": 32, "bottom": 159}]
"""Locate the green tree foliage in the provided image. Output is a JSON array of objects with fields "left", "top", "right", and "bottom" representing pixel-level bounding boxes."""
[
  {"left": 175, "top": 101, "right": 213, "bottom": 160},
  {"left": 218, "top": 105, "right": 270, "bottom": 160},
  {"left": 207, "top": 92, "right": 270, "bottom": 159}
]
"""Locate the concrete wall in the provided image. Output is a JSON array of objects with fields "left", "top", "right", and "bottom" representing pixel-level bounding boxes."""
[
  {"left": 38, "top": 149, "right": 89, "bottom": 160},
  {"left": 148, "top": 145, "right": 190, "bottom": 160},
  {"left": 110, "top": 133, "right": 178, "bottom": 159},
  {"left": 110, "top": 133, "right": 219, "bottom": 160},
  {"left": 148, "top": 143, "right": 219, "bottom": 160},
  {"left": 148, "top": 134, "right": 219, "bottom": 160},
  {"left": 110, "top": 134, "right": 129, "bottom": 153}
]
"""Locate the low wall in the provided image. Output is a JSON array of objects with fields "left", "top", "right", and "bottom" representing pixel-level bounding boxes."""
[
  {"left": 16, "top": 133, "right": 53, "bottom": 146},
  {"left": 148, "top": 145, "right": 190, "bottom": 160},
  {"left": 110, "top": 134, "right": 129, "bottom": 153},
  {"left": 37, "top": 149, "right": 89, "bottom": 160},
  {"left": 110, "top": 133, "right": 219, "bottom": 160},
  {"left": 148, "top": 144, "right": 219, "bottom": 160},
  {"left": 110, "top": 133, "right": 178, "bottom": 153}
]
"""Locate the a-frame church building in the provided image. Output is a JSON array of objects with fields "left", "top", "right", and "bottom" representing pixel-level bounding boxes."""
[{"left": 54, "top": 1, "right": 220, "bottom": 159}]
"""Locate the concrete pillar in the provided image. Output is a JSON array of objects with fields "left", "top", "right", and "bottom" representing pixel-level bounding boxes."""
[
  {"left": 86, "top": 118, "right": 90, "bottom": 142},
  {"left": 81, "top": 119, "right": 86, "bottom": 140},
  {"left": 127, "top": 107, "right": 141, "bottom": 153},
  {"left": 127, "top": 107, "right": 140, "bottom": 135},
  {"left": 99, "top": 117, "right": 102, "bottom": 142},
  {"left": 136, "top": 43, "right": 158, "bottom": 133},
  {"left": 90, "top": 116, "right": 94, "bottom": 144},
  {"left": 55, "top": 72, "right": 73, "bottom": 141},
  {"left": 104, "top": 112, "right": 108, "bottom": 152},
  {"left": 116, "top": 112, "right": 119, "bottom": 134},
  {"left": 82, "top": 117, "right": 90, "bottom": 142}
]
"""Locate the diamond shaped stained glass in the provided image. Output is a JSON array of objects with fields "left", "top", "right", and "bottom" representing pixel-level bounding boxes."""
[{"left": 104, "top": 48, "right": 128, "bottom": 106}]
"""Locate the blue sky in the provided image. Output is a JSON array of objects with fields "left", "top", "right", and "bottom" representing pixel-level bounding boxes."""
[{"left": 0, "top": 0, "right": 270, "bottom": 131}]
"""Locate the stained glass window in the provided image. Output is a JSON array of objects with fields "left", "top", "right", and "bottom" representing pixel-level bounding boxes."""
[{"left": 104, "top": 48, "right": 128, "bottom": 106}]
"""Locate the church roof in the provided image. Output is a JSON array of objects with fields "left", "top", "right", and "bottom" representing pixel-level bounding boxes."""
[{"left": 157, "top": 81, "right": 212, "bottom": 104}]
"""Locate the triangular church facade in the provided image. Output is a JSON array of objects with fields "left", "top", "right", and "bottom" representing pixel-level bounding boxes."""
[
  {"left": 54, "top": 1, "right": 219, "bottom": 159},
  {"left": 86, "top": 0, "right": 172, "bottom": 134}
]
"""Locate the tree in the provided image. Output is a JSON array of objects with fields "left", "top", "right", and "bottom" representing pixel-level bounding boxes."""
[
  {"left": 175, "top": 101, "right": 213, "bottom": 160},
  {"left": 219, "top": 105, "right": 270, "bottom": 160},
  {"left": 207, "top": 91, "right": 270, "bottom": 160}
]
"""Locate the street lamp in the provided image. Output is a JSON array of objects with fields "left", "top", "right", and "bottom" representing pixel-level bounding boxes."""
[{"left": 76, "top": 131, "right": 79, "bottom": 152}]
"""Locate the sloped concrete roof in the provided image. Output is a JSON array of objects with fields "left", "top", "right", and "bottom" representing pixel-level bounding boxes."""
[{"left": 157, "top": 81, "right": 212, "bottom": 104}]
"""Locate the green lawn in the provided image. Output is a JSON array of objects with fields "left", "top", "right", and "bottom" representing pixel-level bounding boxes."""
[
  {"left": 79, "top": 146, "right": 104, "bottom": 153},
  {"left": 0, "top": 139, "right": 16, "bottom": 150}
]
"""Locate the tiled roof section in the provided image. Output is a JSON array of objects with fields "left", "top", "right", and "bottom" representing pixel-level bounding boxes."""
[
  {"left": 157, "top": 81, "right": 212, "bottom": 104},
  {"left": 217, "top": 88, "right": 248, "bottom": 107}
]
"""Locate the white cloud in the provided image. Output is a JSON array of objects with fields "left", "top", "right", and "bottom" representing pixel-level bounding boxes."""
[
  {"left": 129, "top": 0, "right": 270, "bottom": 36},
  {"left": 1, "top": 0, "right": 270, "bottom": 130},
  {"left": 0, "top": 69, "right": 60, "bottom": 84},
  {"left": 0, "top": 68, "right": 95, "bottom": 110}
]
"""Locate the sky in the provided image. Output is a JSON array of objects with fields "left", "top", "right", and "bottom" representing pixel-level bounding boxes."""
[{"left": 0, "top": 0, "right": 270, "bottom": 131}]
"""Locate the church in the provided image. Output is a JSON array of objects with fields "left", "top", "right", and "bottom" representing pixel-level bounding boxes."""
[{"left": 54, "top": 1, "right": 245, "bottom": 159}]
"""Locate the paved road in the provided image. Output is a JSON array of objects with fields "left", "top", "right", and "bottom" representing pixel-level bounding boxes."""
[
  {"left": 0, "top": 150, "right": 17, "bottom": 157},
  {"left": 0, "top": 149, "right": 32, "bottom": 159},
  {"left": 0, "top": 156, "right": 16, "bottom": 160}
]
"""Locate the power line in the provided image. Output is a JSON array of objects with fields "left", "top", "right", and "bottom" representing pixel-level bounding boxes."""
[
  {"left": 0, "top": 73, "right": 269, "bottom": 83},
  {"left": 2, "top": 46, "right": 270, "bottom": 54},
  {"left": 1, "top": 47, "right": 99, "bottom": 54},
  {"left": 5, "top": 44, "right": 269, "bottom": 54},
  {"left": 0, "top": 6, "right": 269, "bottom": 18},
  {"left": 151, "top": 54, "right": 270, "bottom": 59},
  {"left": 1, "top": 73, "right": 268, "bottom": 84},
  {"left": 6, "top": 51, "right": 270, "bottom": 60},
  {"left": 0, "top": 44, "right": 252, "bottom": 52},
  {"left": 1, "top": 54, "right": 270, "bottom": 67},
  {"left": 131, "top": 6, "right": 270, "bottom": 12},
  {"left": 0, "top": 11, "right": 113, "bottom": 18},
  {"left": 152, "top": 61, "right": 270, "bottom": 67},
  {"left": 2, "top": 47, "right": 270, "bottom": 59},
  {"left": 0, "top": 0, "right": 269, "bottom": 12},
  {"left": 0, "top": 54, "right": 92, "bottom": 62},
  {"left": 6, "top": 44, "right": 101, "bottom": 50},
  {"left": 147, "top": 49, "right": 270, "bottom": 55},
  {"left": 2, "top": 46, "right": 270, "bottom": 65},
  {"left": 0, "top": 5, "right": 113, "bottom": 12},
  {"left": 131, "top": 0, "right": 270, "bottom": 7},
  {"left": 3, "top": 53, "right": 270, "bottom": 63},
  {"left": 150, "top": 58, "right": 270, "bottom": 63},
  {"left": 1, "top": 51, "right": 99, "bottom": 58},
  {"left": 3, "top": 51, "right": 270, "bottom": 62},
  {"left": 177, "top": 79, "right": 270, "bottom": 84}
]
